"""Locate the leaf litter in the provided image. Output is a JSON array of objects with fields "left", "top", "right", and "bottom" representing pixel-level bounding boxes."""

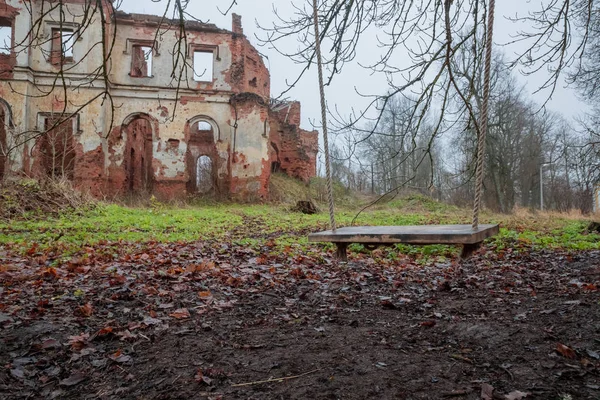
[{"left": 0, "top": 233, "right": 599, "bottom": 399}]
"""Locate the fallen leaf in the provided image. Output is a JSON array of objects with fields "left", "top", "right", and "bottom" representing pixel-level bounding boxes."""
[
  {"left": 77, "top": 303, "right": 93, "bottom": 317},
  {"left": 169, "top": 308, "right": 191, "bottom": 319},
  {"left": 420, "top": 320, "right": 436, "bottom": 327},
  {"left": 117, "top": 330, "right": 137, "bottom": 341},
  {"left": 96, "top": 326, "right": 114, "bottom": 336},
  {"left": 41, "top": 338, "right": 61, "bottom": 349},
  {"left": 198, "top": 291, "right": 213, "bottom": 299},
  {"left": 505, "top": 390, "right": 530, "bottom": 400},
  {"left": 481, "top": 383, "right": 494, "bottom": 400},
  {"left": 59, "top": 372, "right": 86, "bottom": 386},
  {"left": 195, "top": 369, "right": 213, "bottom": 385},
  {"left": 68, "top": 333, "right": 90, "bottom": 350},
  {"left": 587, "top": 349, "right": 600, "bottom": 359},
  {"left": 108, "top": 349, "right": 132, "bottom": 363},
  {"left": 556, "top": 343, "right": 577, "bottom": 359},
  {"left": 142, "top": 316, "right": 162, "bottom": 325},
  {"left": 10, "top": 368, "right": 24, "bottom": 379}
]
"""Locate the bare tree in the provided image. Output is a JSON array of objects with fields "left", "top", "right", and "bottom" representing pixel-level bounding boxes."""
[{"left": 259, "top": 0, "right": 600, "bottom": 211}]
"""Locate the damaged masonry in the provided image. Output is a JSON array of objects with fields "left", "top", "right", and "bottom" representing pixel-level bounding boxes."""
[{"left": 0, "top": 0, "right": 318, "bottom": 200}]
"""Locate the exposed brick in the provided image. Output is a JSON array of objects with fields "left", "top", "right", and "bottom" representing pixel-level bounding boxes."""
[
  {"left": 1, "top": 1, "right": 316, "bottom": 201},
  {"left": 269, "top": 102, "right": 318, "bottom": 183}
]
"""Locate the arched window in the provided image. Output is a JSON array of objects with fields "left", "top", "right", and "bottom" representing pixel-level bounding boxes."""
[
  {"left": 190, "top": 119, "right": 214, "bottom": 144},
  {"left": 196, "top": 121, "right": 212, "bottom": 131},
  {"left": 196, "top": 155, "right": 213, "bottom": 193}
]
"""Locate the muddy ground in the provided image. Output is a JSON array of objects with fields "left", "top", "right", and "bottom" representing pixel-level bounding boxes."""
[{"left": 0, "top": 241, "right": 599, "bottom": 399}]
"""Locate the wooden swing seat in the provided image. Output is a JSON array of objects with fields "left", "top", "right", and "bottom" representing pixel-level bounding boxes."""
[{"left": 308, "top": 224, "right": 499, "bottom": 261}]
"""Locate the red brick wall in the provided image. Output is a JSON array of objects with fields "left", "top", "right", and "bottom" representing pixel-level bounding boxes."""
[{"left": 269, "top": 102, "right": 318, "bottom": 183}]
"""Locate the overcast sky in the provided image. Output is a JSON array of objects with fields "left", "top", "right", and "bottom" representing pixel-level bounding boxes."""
[{"left": 118, "top": 0, "right": 586, "bottom": 131}]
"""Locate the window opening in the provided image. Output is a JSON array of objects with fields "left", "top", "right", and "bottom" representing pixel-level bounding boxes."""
[
  {"left": 195, "top": 155, "right": 213, "bottom": 193},
  {"left": 193, "top": 51, "right": 213, "bottom": 82},
  {"left": 42, "top": 116, "right": 75, "bottom": 180},
  {"left": 196, "top": 121, "right": 212, "bottom": 131},
  {"left": 0, "top": 20, "right": 11, "bottom": 55},
  {"left": 131, "top": 45, "right": 153, "bottom": 77},
  {"left": 190, "top": 119, "right": 214, "bottom": 145},
  {"left": 51, "top": 28, "right": 74, "bottom": 64},
  {"left": 62, "top": 30, "right": 74, "bottom": 58}
]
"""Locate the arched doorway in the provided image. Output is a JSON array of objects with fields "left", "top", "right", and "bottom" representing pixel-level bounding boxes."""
[
  {"left": 123, "top": 115, "right": 154, "bottom": 194},
  {"left": 186, "top": 117, "right": 217, "bottom": 194}
]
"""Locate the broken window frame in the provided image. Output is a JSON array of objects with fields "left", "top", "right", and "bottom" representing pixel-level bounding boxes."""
[
  {"left": 0, "top": 17, "right": 13, "bottom": 56},
  {"left": 193, "top": 51, "right": 214, "bottom": 82}
]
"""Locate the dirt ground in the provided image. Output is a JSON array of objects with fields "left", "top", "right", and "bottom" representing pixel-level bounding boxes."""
[{"left": 0, "top": 240, "right": 599, "bottom": 399}]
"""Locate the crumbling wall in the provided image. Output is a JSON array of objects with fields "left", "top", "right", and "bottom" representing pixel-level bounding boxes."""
[
  {"left": 0, "top": 0, "right": 18, "bottom": 80},
  {"left": 269, "top": 102, "right": 318, "bottom": 183},
  {"left": 229, "top": 93, "right": 270, "bottom": 199},
  {"left": 0, "top": 2, "right": 316, "bottom": 201}
]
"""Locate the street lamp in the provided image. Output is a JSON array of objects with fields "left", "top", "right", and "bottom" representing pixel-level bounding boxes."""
[{"left": 540, "top": 162, "right": 554, "bottom": 211}]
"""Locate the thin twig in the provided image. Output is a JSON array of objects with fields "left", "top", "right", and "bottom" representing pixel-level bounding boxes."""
[
  {"left": 231, "top": 368, "right": 322, "bottom": 387},
  {"left": 449, "top": 354, "right": 473, "bottom": 364}
]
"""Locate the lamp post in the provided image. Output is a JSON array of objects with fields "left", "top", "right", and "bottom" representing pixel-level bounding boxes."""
[{"left": 540, "top": 162, "right": 554, "bottom": 211}]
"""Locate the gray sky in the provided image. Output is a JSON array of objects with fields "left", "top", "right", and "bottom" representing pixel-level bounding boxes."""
[{"left": 118, "top": 0, "right": 586, "bottom": 131}]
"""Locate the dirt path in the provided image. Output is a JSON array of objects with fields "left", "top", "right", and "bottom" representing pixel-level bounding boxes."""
[{"left": 1, "top": 243, "right": 599, "bottom": 399}]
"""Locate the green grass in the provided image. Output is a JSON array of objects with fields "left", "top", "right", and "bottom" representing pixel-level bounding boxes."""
[{"left": 1, "top": 197, "right": 599, "bottom": 258}]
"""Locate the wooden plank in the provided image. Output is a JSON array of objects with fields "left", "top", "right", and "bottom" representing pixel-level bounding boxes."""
[{"left": 308, "top": 224, "right": 499, "bottom": 245}]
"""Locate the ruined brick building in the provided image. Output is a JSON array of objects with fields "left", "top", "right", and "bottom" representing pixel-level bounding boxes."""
[{"left": 0, "top": 0, "right": 318, "bottom": 200}]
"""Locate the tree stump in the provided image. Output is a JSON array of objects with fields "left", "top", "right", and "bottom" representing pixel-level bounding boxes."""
[{"left": 293, "top": 200, "right": 318, "bottom": 214}]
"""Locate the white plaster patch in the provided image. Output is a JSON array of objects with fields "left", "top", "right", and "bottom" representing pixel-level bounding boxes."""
[
  {"left": 81, "top": 134, "right": 102, "bottom": 153},
  {"left": 112, "top": 141, "right": 125, "bottom": 166},
  {"left": 154, "top": 140, "right": 185, "bottom": 178}
]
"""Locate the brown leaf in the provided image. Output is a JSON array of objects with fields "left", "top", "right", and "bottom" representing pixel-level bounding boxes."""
[
  {"left": 117, "top": 330, "right": 137, "bottom": 341},
  {"left": 169, "top": 308, "right": 191, "bottom": 319},
  {"left": 59, "top": 372, "right": 86, "bottom": 386},
  {"left": 96, "top": 326, "right": 114, "bottom": 336},
  {"left": 41, "top": 338, "right": 61, "bottom": 349},
  {"left": 68, "top": 333, "right": 90, "bottom": 350},
  {"left": 505, "top": 390, "right": 530, "bottom": 400},
  {"left": 556, "top": 343, "right": 577, "bottom": 359},
  {"left": 198, "top": 291, "right": 213, "bottom": 299},
  {"left": 76, "top": 303, "right": 93, "bottom": 318},
  {"left": 481, "top": 383, "right": 494, "bottom": 400},
  {"left": 108, "top": 349, "right": 132, "bottom": 363},
  {"left": 420, "top": 320, "right": 436, "bottom": 328}
]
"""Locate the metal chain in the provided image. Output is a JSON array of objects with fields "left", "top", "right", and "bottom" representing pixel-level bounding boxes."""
[
  {"left": 312, "top": 0, "right": 337, "bottom": 231},
  {"left": 472, "top": 0, "right": 496, "bottom": 230}
]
